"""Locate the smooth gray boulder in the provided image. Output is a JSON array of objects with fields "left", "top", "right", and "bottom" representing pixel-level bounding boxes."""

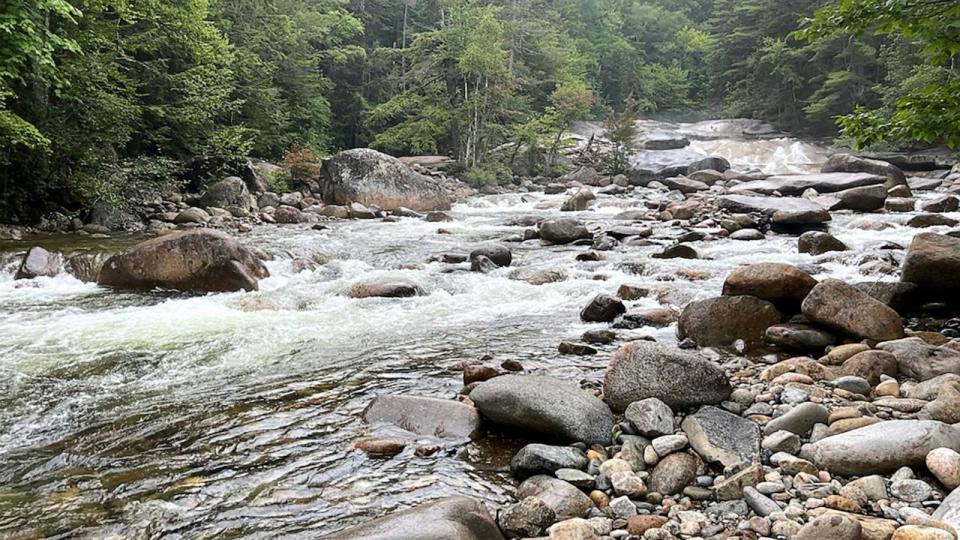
[
  {"left": 802, "top": 420, "right": 960, "bottom": 476},
  {"left": 801, "top": 279, "right": 904, "bottom": 341},
  {"left": 322, "top": 496, "right": 504, "bottom": 540},
  {"left": 516, "top": 475, "right": 594, "bottom": 520},
  {"left": 682, "top": 406, "right": 760, "bottom": 467},
  {"left": 821, "top": 153, "right": 908, "bottom": 189},
  {"left": 877, "top": 338, "right": 960, "bottom": 381},
  {"left": 362, "top": 395, "right": 481, "bottom": 440},
  {"left": 471, "top": 375, "right": 614, "bottom": 445},
  {"left": 764, "top": 402, "right": 828, "bottom": 436},
  {"left": 932, "top": 487, "right": 960, "bottom": 534},
  {"left": 604, "top": 341, "right": 732, "bottom": 412},
  {"left": 730, "top": 172, "right": 886, "bottom": 196},
  {"left": 200, "top": 176, "right": 256, "bottom": 211},
  {"left": 320, "top": 148, "right": 463, "bottom": 211}
]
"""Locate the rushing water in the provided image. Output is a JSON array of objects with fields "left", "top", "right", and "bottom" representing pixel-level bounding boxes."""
[{"left": 0, "top": 123, "right": 955, "bottom": 539}]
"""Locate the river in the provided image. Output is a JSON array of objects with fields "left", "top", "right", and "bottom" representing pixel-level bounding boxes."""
[{"left": 0, "top": 120, "right": 953, "bottom": 538}]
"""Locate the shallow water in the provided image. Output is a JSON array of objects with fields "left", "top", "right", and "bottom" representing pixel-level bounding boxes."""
[{"left": 0, "top": 127, "right": 954, "bottom": 538}]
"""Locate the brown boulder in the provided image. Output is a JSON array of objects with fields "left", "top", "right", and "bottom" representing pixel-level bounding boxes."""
[
  {"left": 722, "top": 263, "right": 817, "bottom": 310},
  {"left": 97, "top": 230, "right": 268, "bottom": 292},
  {"left": 801, "top": 279, "right": 904, "bottom": 341},
  {"left": 678, "top": 295, "right": 781, "bottom": 349}
]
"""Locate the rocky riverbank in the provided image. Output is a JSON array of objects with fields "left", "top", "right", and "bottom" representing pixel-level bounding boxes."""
[{"left": 4, "top": 139, "right": 960, "bottom": 540}]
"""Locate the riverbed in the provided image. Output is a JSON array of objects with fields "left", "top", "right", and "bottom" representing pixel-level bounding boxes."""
[{"left": 0, "top": 123, "right": 956, "bottom": 538}]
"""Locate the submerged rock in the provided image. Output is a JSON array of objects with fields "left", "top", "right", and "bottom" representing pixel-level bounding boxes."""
[
  {"left": 97, "top": 230, "right": 268, "bottom": 292},
  {"left": 361, "top": 395, "right": 481, "bottom": 440},
  {"left": 604, "top": 341, "right": 732, "bottom": 411},
  {"left": 799, "top": 231, "right": 848, "bottom": 256},
  {"left": 470, "top": 375, "right": 614, "bottom": 445},
  {"left": 323, "top": 496, "right": 504, "bottom": 540},
  {"left": 348, "top": 278, "right": 423, "bottom": 299}
]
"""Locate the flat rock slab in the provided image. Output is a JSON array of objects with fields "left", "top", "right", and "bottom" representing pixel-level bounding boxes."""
[
  {"left": 362, "top": 395, "right": 482, "bottom": 440},
  {"left": 802, "top": 420, "right": 960, "bottom": 476},
  {"left": 730, "top": 172, "right": 886, "bottom": 196},
  {"left": 471, "top": 375, "right": 614, "bottom": 445},
  {"left": 682, "top": 406, "right": 760, "bottom": 467},
  {"left": 323, "top": 496, "right": 504, "bottom": 540},
  {"left": 717, "top": 195, "right": 829, "bottom": 218}
]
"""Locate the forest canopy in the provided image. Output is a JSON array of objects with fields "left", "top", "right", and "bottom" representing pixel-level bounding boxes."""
[{"left": 1, "top": 0, "right": 958, "bottom": 221}]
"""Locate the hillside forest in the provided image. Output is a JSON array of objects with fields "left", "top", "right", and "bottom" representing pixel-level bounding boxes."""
[{"left": 1, "top": 0, "right": 958, "bottom": 222}]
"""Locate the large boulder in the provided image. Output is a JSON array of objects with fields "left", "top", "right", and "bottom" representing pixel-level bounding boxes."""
[
  {"left": 722, "top": 263, "right": 817, "bottom": 311},
  {"left": 802, "top": 420, "right": 960, "bottom": 476},
  {"left": 717, "top": 195, "right": 830, "bottom": 224},
  {"left": 901, "top": 233, "right": 960, "bottom": 297},
  {"left": 470, "top": 375, "right": 614, "bottom": 445},
  {"left": 801, "top": 279, "right": 904, "bottom": 341},
  {"left": 932, "top": 487, "right": 960, "bottom": 534},
  {"left": 821, "top": 153, "right": 908, "bottom": 190},
  {"left": 97, "top": 230, "right": 268, "bottom": 292},
  {"left": 730, "top": 172, "right": 887, "bottom": 196},
  {"left": 319, "top": 149, "right": 462, "bottom": 211},
  {"left": 361, "top": 395, "right": 481, "bottom": 440},
  {"left": 540, "top": 219, "right": 592, "bottom": 244},
  {"left": 604, "top": 341, "right": 732, "bottom": 411},
  {"left": 678, "top": 296, "right": 781, "bottom": 349},
  {"left": 323, "top": 496, "right": 504, "bottom": 540},
  {"left": 200, "top": 177, "right": 256, "bottom": 211},
  {"left": 834, "top": 184, "right": 888, "bottom": 211},
  {"left": 14, "top": 246, "right": 63, "bottom": 280},
  {"left": 799, "top": 231, "right": 848, "bottom": 256},
  {"left": 688, "top": 156, "right": 731, "bottom": 174},
  {"left": 877, "top": 338, "right": 960, "bottom": 381}
]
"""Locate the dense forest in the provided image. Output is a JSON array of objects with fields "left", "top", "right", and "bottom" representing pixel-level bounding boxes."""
[{"left": 1, "top": 0, "right": 958, "bottom": 222}]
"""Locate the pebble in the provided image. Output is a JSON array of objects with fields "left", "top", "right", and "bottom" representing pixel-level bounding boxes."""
[
  {"left": 651, "top": 434, "right": 687, "bottom": 456},
  {"left": 608, "top": 496, "right": 637, "bottom": 519}
]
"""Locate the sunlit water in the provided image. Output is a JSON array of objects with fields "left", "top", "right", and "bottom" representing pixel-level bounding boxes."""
[{"left": 0, "top": 125, "right": 953, "bottom": 538}]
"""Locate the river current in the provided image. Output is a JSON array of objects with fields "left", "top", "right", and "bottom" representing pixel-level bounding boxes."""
[{"left": 0, "top": 121, "right": 955, "bottom": 538}]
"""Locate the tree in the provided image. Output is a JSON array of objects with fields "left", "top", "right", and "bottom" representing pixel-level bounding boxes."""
[{"left": 798, "top": 0, "right": 960, "bottom": 148}]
